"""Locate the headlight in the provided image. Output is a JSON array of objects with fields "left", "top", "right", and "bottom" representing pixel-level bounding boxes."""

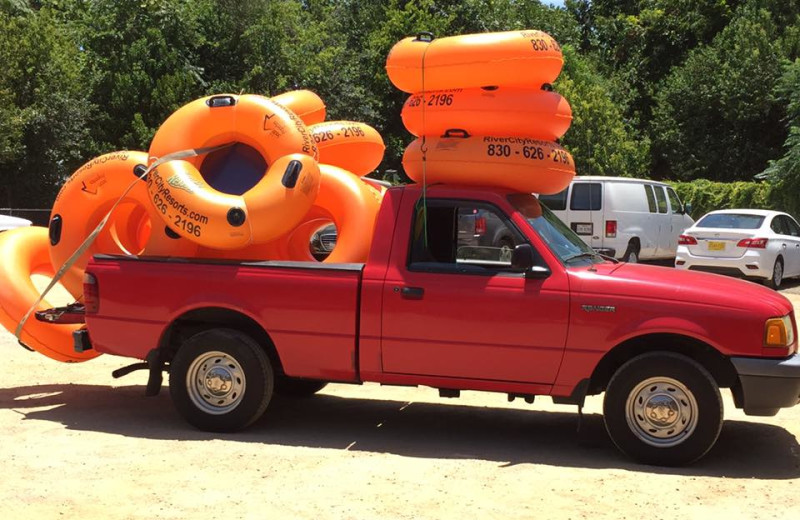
[{"left": 764, "top": 314, "right": 795, "bottom": 348}]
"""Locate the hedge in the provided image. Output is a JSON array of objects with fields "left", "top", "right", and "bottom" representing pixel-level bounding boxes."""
[{"left": 669, "top": 178, "right": 800, "bottom": 220}]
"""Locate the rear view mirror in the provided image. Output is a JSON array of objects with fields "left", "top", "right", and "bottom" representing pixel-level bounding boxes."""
[{"left": 511, "top": 244, "right": 551, "bottom": 279}]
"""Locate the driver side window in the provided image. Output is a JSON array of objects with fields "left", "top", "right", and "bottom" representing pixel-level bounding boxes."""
[{"left": 408, "top": 200, "right": 527, "bottom": 273}]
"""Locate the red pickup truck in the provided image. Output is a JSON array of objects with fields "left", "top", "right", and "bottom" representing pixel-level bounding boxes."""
[{"left": 75, "top": 184, "right": 800, "bottom": 465}]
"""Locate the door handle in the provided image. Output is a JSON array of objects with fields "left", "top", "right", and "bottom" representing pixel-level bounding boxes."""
[{"left": 399, "top": 286, "right": 425, "bottom": 300}]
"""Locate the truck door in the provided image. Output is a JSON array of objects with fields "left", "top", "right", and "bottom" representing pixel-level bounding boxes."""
[{"left": 380, "top": 198, "right": 570, "bottom": 384}]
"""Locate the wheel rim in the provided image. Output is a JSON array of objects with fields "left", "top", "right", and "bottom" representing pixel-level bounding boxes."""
[
  {"left": 774, "top": 261, "right": 783, "bottom": 286},
  {"left": 186, "top": 351, "right": 246, "bottom": 415},
  {"left": 625, "top": 377, "right": 699, "bottom": 448}
]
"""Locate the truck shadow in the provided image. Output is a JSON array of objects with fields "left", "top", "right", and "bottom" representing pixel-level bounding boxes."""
[{"left": 1, "top": 382, "right": 798, "bottom": 479}]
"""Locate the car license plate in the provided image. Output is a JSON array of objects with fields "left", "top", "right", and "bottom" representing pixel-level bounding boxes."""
[
  {"left": 708, "top": 241, "right": 725, "bottom": 251},
  {"left": 573, "top": 223, "right": 593, "bottom": 235}
]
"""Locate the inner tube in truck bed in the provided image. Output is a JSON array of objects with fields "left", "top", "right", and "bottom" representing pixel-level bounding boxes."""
[
  {"left": 401, "top": 87, "right": 572, "bottom": 141},
  {"left": 147, "top": 94, "right": 322, "bottom": 248},
  {"left": 49, "top": 150, "right": 198, "bottom": 297},
  {"left": 0, "top": 227, "right": 98, "bottom": 362},
  {"left": 402, "top": 133, "right": 575, "bottom": 195},
  {"left": 386, "top": 30, "right": 563, "bottom": 93},
  {"left": 309, "top": 121, "right": 386, "bottom": 176},
  {"left": 283, "top": 164, "right": 382, "bottom": 263},
  {"left": 272, "top": 89, "right": 327, "bottom": 126}
]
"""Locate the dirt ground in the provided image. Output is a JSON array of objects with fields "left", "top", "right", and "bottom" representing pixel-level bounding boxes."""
[{"left": 2, "top": 295, "right": 800, "bottom": 519}]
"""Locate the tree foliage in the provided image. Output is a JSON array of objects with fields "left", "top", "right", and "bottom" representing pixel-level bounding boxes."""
[{"left": 0, "top": 0, "right": 798, "bottom": 212}]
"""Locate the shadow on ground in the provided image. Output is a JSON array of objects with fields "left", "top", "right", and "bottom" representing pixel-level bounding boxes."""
[{"left": 1, "top": 383, "right": 798, "bottom": 479}]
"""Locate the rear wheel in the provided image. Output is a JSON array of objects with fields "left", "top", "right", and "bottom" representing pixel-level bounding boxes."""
[
  {"left": 169, "top": 328, "right": 273, "bottom": 432},
  {"left": 622, "top": 241, "right": 640, "bottom": 263},
  {"left": 603, "top": 352, "right": 723, "bottom": 466},
  {"left": 765, "top": 257, "right": 783, "bottom": 289}
]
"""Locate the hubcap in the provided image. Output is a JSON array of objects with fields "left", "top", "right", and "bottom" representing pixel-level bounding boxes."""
[
  {"left": 186, "top": 351, "right": 246, "bottom": 415},
  {"left": 625, "top": 377, "right": 698, "bottom": 447},
  {"left": 774, "top": 262, "right": 783, "bottom": 286}
]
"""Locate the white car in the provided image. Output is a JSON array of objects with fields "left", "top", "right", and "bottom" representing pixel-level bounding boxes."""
[
  {"left": 0, "top": 214, "right": 32, "bottom": 232},
  {"left": 675, "top": 209, "right": 800, "bottom": 289}
]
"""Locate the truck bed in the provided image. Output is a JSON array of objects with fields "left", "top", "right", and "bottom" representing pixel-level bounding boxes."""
[{"left": 85, "top": 255, "right": 364, "bottom": 382}]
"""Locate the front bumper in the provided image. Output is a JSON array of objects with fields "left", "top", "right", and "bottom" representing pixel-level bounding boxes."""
[{"left": 731, "top": 354, "right": 800, "bottom": 416}]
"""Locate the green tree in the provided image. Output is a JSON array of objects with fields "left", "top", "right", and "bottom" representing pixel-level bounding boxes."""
[
  {"left": 0, "top": 4, "right": 92, "bottom": 208},
  {"left": 556, "top": 45, "right": 650, "bottom": 177},
  {"left": 651, "top": 6, "right": 794, "bottom": 181}
]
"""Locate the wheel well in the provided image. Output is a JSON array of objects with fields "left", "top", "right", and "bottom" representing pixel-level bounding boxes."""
[
  {"left": 587, "top": 333, "right": 737, "bottom": 395},
  {"left": 159, "top": 307, "right": 284, "bottom": 376},
  {"left": 627, "top": 237, "right": 641, "bottom": 253}
]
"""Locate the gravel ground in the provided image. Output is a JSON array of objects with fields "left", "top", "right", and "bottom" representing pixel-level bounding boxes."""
[{"left": 0, "top": 287, "right": 799, "bottom": 519}]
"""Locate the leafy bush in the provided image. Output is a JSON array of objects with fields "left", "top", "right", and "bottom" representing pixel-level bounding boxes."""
[{"left": 670, "top": 178, "right": 800, "bottom": 219}]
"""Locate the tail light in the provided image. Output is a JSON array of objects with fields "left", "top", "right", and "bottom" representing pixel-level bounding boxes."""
[
  {"left": 474, "top": 216, "right": 486, "bottom": 235},
  {"left": 605, "top": 220, "right": 617, "bottom": 238},
  {"left": 678, "top": 234, "right": 697, "bottom": 245},
  {"left": 84, "top": 272, "right": 99, "bottom": 314},
  {"left": 737, "top": 238, "right": 768, "bottom": 249}
]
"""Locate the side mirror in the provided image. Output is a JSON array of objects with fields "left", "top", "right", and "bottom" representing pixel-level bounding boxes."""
[
  {"left": 684, "top": 202, "right": 692, "bottom": 216},
  {"left": 511, "top": 244, "right": 551, "bottom": 279}
]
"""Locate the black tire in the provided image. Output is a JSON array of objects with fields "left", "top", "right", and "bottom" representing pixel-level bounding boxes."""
[
  {"left": 622, "top": 241, "right": 640, "bottom": 263},
  {"left": 764, "top": 257, "right": 783, "bottom": 290},
  {"left": 603, "top": 352, "right": 723, "bottom": 466},
  {"left": 274, "top": 377, "right": 328, "bottom": 398},
  {"left": 169, "top": 328, "right": 273, "bottom": 432}
]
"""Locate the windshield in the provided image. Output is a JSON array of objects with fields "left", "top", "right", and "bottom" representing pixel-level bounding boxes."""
[{"left": 507, "top": 193, "right": 602, "bottom": 265}]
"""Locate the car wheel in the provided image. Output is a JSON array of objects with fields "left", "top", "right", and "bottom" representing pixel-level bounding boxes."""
[
  {"left": 765, "top": 258, "right": 783, "bottom": 290},
  {"left": 274, "top": 377, "right": 328, "bottom": 398},
  {"left": 622, "top": 242, "right": 639, "bottom": 263},
  {"left": 169, "top": 328, "right": 274, "bottom": 432},
  {"left": 603, "top": 352, "right": 723, "bottom": 466}
]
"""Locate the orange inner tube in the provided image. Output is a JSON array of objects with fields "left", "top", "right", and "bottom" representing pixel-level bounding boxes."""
[
  {"left": 310, "top": 121, "right": 386, "bottom": 176},
  {"left": 286, "top": 165, "right": 382, "bottom": 263},
  {"left": 272, "top": 90, "right": 327, "bottom": 126},
  {"left": 49, "top": 151, "right": 197, "bottom": 296},
  {"left": 147, "top": 94, "right": 324, "bottom": 248},
  {"left": 0, "top": 227, "right": 98, "bottom": 363},
  {"left": 147, "top": 154, "right": 321, "bottom": 248},
  {"left": 386, "top": 30, "right": 563, "bottom": 93},
  {"left": 403, "top": 135, "right": 575, "bottom": 195},
  {"left": 401, "top": 87, "right": 572, "bottom": 140}
]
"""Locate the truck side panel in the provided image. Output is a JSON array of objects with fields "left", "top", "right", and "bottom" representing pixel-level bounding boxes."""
[{"left": 85, "top": 258, "right": 363, "bottom": 382}]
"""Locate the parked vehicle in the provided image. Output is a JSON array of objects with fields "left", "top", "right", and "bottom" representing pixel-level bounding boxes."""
[
  {"left": 538, "top": 176, "right": 694, "bottom": 262},
  {"left": 0, "top": 214, "right": 32, "bottom": 232},
  {"left": 45, "top": 185, "right": 800, "bottom": 466},
  {"left": 675, "top": 209, "right": 800, "bottom": 289},
  {"left": 309, "top": 223, "right": 337, "bottom": 261}
]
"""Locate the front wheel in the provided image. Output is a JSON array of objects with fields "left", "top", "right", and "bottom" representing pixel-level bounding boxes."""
[
  {"left": 169, "top": 328, "right": 274, "bottom": 432},
  {"left": 603, "top": 352, "right": 723, "bottom": 466}
]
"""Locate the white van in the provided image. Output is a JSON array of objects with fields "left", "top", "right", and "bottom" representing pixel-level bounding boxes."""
[{"left": 538, "top": 176, "right": 694, "bottom": 262}]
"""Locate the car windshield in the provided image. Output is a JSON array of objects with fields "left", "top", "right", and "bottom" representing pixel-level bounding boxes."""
[
  {"left": 507, "top": 193, "right": 602, "bottom": 265},
  {"left": 696, "top": 213, "right": 765, "bottom": 229}
]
